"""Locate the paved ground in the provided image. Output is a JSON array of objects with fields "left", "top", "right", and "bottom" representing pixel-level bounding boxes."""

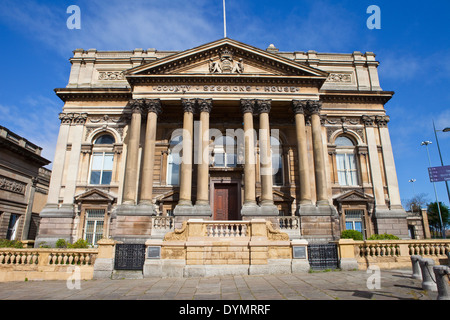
[{"left": 0, "top": 268, "right": 438, "bottom": 301}]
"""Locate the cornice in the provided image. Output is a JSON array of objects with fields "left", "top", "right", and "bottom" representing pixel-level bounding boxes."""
[
  {"left": 319, "top": 90, "right": 394, "bottom": 104},
  {"left": 54, "top": 87, "right": 132, "bottom": 102}
]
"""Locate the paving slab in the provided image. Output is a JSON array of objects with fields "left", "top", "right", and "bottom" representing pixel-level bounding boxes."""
[{"left": 0, "top": 269, "right": 440, "bottom": 302}]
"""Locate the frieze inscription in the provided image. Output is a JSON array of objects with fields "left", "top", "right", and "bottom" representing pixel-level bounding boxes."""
[{"left": 152, "top": 85, "right": 300, "bottom": 94}]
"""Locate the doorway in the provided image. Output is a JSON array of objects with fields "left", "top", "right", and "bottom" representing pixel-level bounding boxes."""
[{"left": 213, "top": 183, "right": 239, "bottom": 220}]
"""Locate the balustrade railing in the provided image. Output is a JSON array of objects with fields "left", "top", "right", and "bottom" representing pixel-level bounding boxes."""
[
  {"left": 0, "top": 249, "right": 98, "bottom": 266},
  {"left": 353, "top": 240, "right": 449, "bottom": 259},
  {"left": 205, "top": 221, "right": 250, "bottom": 238},
  {"left": 277, "top": 217, "right": 300, "bottom": 230},
  {"left": 152, "top": 216, "right": 174, "bottom": 230}
]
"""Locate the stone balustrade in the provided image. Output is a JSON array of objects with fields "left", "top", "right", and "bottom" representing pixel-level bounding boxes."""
[
  {"left": 337, "top": 239, "right": 450, "bottom": 270},
  {"left": 205, "top": 221, "right": 250, "bottom": 237},
  {"left": 0, "top": 247, "right": 98, "bottom": 282}
]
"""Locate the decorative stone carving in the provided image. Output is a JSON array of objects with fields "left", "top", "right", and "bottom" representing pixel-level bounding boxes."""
[
  {"left": 240, "top": 99, "right": 255, "bottom": 114},
  {"left": 266, "top": 222, "right": 290, "bottom": 241},
  {"left": 0, "top": 175, "right": 26, "bottom": 195},
  {"left": 209, "top": 48, "right": 244, "bottom": 74},
  {"left": 89, "top": 115, "right": 121, "bottom": 123},
  {"left": 98, "top": 71, "right": 125, "bottom": 81},
  {"left": 163, "top": 221, "right": 188, "bottom": 241},
  {"left": 327, "top": 73, "right": 352, "bottom": 83}
]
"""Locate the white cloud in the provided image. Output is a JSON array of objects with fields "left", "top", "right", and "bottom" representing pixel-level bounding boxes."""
[{"left": 0, "top": 0, "right": 222, "bottom": 55}]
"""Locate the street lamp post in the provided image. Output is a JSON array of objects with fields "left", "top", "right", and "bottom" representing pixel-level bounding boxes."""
[
  {"left": 433, "top": 121, "right": 450, "bottom": 205},
  {"left": 409, "top": 179, "right": 417, "bottom": 214},
  {"left": 421, "top": 141, "right": 446, "bottom": 239}
]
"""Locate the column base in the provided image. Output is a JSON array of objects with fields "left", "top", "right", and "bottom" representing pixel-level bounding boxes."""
[
  {"left": 113, "top": 203, "right": 157, "bottom": 216},
  {"left": 192, "top": 203, "right": 213, "bottom": 216},
  {"left": 173, "top": 202, "right": 194, "bottom": 216},
  {"left": 241, "top": 202, "right": 260, "bottom": 216}
]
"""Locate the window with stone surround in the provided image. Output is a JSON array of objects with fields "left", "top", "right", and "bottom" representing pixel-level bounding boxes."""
[
  {"left": 335, "top": 136, "right": 359, "bottom": 186},
  {"left": 89, "top": 134, "right": 115, "bottom": 185}
]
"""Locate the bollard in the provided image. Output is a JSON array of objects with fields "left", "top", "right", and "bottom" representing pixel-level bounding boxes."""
[
  {"left": 447, "top": 252, "right": 450, "bottom": 267},
  {"left": 410, "top": 255, "right": 422, "bottom": 280},
  {"left": 419, "top": 258, "right": 437, "bottom": 292},
  {"left": 433, "top": 265, "right": 450, "bottom": 300}
]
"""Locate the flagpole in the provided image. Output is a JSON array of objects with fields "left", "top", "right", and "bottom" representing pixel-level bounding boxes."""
[{"left": 223, "top": 0, "right": 227, "bottom": 38}]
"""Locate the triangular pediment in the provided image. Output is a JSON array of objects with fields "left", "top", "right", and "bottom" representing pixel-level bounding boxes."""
[
  {"left": 74, "top": 188, "right": 116, "bottom": 203},
  {"left": 333, "top": 190, "right": 374, "bottom": 203},
  {"left": 125, "top": 38, "right": 328, "bottom": 78}
]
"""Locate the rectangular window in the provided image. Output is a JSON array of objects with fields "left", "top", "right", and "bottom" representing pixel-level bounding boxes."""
[
  {"left": 6, "top": 214, "right": 20, "bottom": 240},
  {"left": 167, "top": 152, "right": 180, "bottom": 185},
  {"left": 337, "top": 153, "right": 358, "bottom": 186},
  {"left": 344, "top": 209, "right": 365, "bottom": 237},
  {"left": 83, "top": 209, "right": 105, "bottom": 246},
  {"left": 90, "top": 152, "right": 114, "bottom": 185}
]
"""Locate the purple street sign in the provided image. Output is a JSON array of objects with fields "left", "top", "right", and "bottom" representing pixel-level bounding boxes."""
[{"left": 428, "top": 165, "right": 450, "bottom": 182}]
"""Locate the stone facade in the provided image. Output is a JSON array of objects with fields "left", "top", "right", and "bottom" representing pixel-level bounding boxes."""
[
  {"left": 37, "top": 38, "right": 416, "bottom": 247},
  {"left": 0, "top": 126, "right": 51, "bottom": 241}
]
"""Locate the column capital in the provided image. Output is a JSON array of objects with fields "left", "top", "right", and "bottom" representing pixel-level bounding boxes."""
[
  {"left": 196, "top": 98, "right": 213, "bottom": 113},
  {"left": 240, "top": 99, "right": 256, "bottom": 114},
  {"left": 362, "top": 115, "right": 376, "bottom": 127},
  {"left": 59, "top": 113, "right": 74, "bottom": 125},
  {"left": 128, "top": 99, "right": 146, "bottom": 114},
  {"left": 181, "top": 98, "right": 196, "bottom": 113},
  {"left": 291, "top": 100, "right": 308, "bottom": 114},
  {"left": 256, "top": 99, "right": 272, "bottom": 114},
  {"left": 375, "top": 115, "right": 390, "bottom": 128},
  {"left": 306, "top": 100, "right": 322, "bottom": 115},
  {"left": 146, "top": 99, "right": 162, "bottom": 115}
]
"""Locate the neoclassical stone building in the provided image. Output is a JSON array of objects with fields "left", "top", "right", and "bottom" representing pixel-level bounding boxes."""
[{"left": 36, "top": 38, "right": 411, "bottom": 246}]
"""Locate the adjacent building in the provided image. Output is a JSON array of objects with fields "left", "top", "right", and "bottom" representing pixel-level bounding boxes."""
[
  {"left": 36, "top": 38, "right": 416, "bottom": 246},
  {"left": 0, "top": 126, "right": 51, "bottom": 242}
]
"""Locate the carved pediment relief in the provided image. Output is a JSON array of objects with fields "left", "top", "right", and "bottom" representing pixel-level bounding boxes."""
[
  {"left": 74, "top": 188, "right": 116, "bottom": 203},
  {"left": 333, "top": 190, "right": 374, "bottom": 203},
  {"left": 125, "top": 38, "right": 329, "bottom": 78}
]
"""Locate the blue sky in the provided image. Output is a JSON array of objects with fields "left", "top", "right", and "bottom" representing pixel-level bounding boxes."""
[{"left": 0, "top": 0, "right": 449, "bottom": 208}]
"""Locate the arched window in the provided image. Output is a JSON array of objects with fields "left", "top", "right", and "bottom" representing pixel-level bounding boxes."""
[
  {"left": 213, "top": 135, "right": 237, "bottom": 168},
  {"left": 167, "top": 135, "right": 182, "bottom": 186},
  {"left": 94, "top": 134, "right": 115, "bottom": 145},
  {"left": 89, "top": 133, "right": 115, "bottom": 185},
  {"left": 271, "top": 136, "right": 283, "bottom": 186},
  {"left": 335, "top": 136, "right": 358, "bottom": 186}
]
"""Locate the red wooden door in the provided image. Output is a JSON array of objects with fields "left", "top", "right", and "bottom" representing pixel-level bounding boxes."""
[{"left": 213, "top": 184, "right": 238, "bottom": 220}]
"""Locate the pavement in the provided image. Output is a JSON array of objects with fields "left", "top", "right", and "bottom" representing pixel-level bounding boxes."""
[{"left": 0, "top": 268, "right": 438, "bottom": 301}]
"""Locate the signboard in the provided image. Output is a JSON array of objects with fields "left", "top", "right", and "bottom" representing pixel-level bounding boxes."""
[
  {"left": 147, "top": 246, "right": 161, "bottom": 259},
  {"left": 428, "top": 165, "right": 450, "bottom": 182},
  {"left": 293, "top": 246, "right": 307, "bottom": 259}
]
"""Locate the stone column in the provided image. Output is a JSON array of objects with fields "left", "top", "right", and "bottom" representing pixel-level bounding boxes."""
[
  {"left": 241, "top": 99, "right": 258, "bottom": 216},
  {"left": 257, "top": 100, "right": 278, "bottom": 215},
  {"left": 307, "top": 101, "right": 328, "bottom": 205},
  {"left": 194, "top": 99, "right": 213, "bottom": 216},
  {"left": 174, "top": 99, "right": 195, "bottom": 215},
  {"left": 376, "top": 115, "right": 402, "bottom": 209},
  {"left": 292, "top": 100, "right": 312, "bottom": 205},
  {"left": 140, "top": 99, "right": 162, "bottom": 211},
  {"left": 122, "top": 100, "right": 144, "bottom": 205},
  {"left": 362, "top": 116, "right": 386, "bottom": 208}
]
